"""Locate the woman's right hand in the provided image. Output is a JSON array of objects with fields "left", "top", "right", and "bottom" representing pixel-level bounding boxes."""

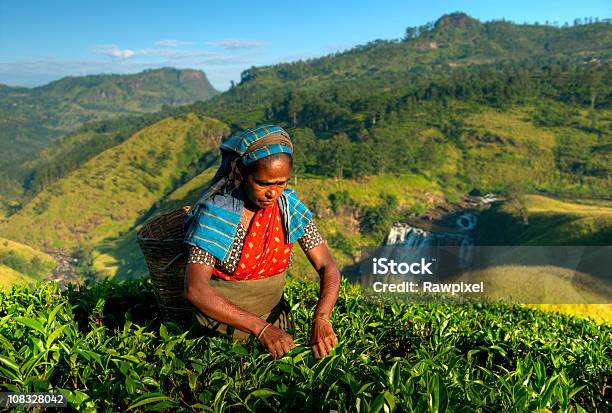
[{"left": 257, "top": 324, "right": 296, "bottom": 358}]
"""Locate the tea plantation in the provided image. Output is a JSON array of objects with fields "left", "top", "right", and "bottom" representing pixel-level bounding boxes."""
[{"left": 0, "top": 277, "right": 609, "bottom": 412}]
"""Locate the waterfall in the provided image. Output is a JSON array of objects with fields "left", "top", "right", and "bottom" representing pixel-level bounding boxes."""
[
  {"left": 385, "top": 221, "right": 475, "bottom": 273},
  {"left": 386, "top": 223, "right": 474, "bottom": 247},
  {"left": 360, "top": 193, "right": 502, "bottom": 280}
]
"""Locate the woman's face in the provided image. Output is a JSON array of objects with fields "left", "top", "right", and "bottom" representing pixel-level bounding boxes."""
[{"left": 242, "top": 155, "right": 291, "bottom": 209}]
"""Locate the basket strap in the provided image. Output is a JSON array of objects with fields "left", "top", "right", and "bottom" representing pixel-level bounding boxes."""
[{"left": 160, "top": 252, "right": 184, "bottom": 273}]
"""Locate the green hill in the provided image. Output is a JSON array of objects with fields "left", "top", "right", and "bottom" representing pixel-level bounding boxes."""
[
  {"left": 192, "top": 14, "right": 611, "bottom": 127},
  {"left": 0, "top": 114, "right": 228, "bottom": 251},
  {"left": 0, "top": 265, "right": 31, "bottom": 289},
  {"left": 0, "top": 68, "right": 219, "bottom": 200},
  {"left": 5, "top": 16, "right": 610, "bottom": 208},
  {"left": 18, "top": 109, "right": 182, "bottom": 201},
  {"left": 476, "top": 194, "right": 612, "bottom": 246},
  {"left": 180, "top": 15, "right": 610, "bottom": 198},
  {"left": 0, "top": 237, "right": 55, "bottom": 288},
  {"left": 1, "top": 16, "right": 608, "bottom": 216}
]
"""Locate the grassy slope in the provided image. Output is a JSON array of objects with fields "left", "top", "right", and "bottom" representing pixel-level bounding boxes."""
[
  {"left": 0, "top": 265, "right": 31, "bottom": 289},
  {"left": 477, "top": 194, "right": 612, "bottom": 246},
  {"left": 519, "top": 195, "right": 612, "bottom": 245},
  {"left": 474, "top": 194, "right": 612, "bottom": 322},
  {"left": 462, "top": 108, "right": 557, "bottom": 188},
  {"left": 0, "top": 236, "right": 55, "bottom": 288},
  {"left": 449, "top": 265, "right": 611, "bottom": 322},
  {"left": 91, "top": 167, "right": 220, "bottom": 279},
  {"left": 460, "top": 106, "right": 611, "bottom": 194},
  {"left": 0, "top": 114, "right": 228, "bottom": 251},
  {"left": 520, "top": 195, "right": 612, "bottom": 321}
]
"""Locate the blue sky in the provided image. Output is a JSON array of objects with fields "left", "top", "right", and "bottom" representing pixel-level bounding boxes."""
[{"left": 0, "top": 0, "right": 609, "bottom": 90}]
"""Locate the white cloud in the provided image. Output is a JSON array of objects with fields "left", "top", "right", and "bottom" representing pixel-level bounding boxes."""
[
  {"left": 93, "top": 45, "right": 138, "bottom": 59},
  {"left": 206, "top": 39, "right": 265, "bottom": 49},
  {"left": 151, "top": 49, "right": 215, "bottom": 59},
  {"left": 155, "top": 39, "right": 193, "bottom": 47},
  {"left": 93, "top": 44, "right": 220, "bottom": 60},
  {"left": 106, "top": 48, "right": 136, "bottom": 59}
]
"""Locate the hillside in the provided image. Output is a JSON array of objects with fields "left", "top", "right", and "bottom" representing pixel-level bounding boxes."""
[
  {"left": 3, "top": 17, "right": 609, "bottom": 210},
  {"left": 182, "top": 15, "right": 610, "bottom": 199},
  {"left": 0, "top": 236, "right": 56, "bottom": 288},
  {"left": 0, "top": 68, "right": 219, "bottom": 199},
  {"left": 193, "top": 14, "right": 611, "bottom": 127},
  {"left": 0, "top": 114, "right": 228, "bottom": 250},
  {"left": 10, "top": 16, "right": 606, "bottom": 212},
  {"left": 18, "top": 109, "right": 182, "bottom": 202},
  {"left": 476, "top": 194, "right": 612, "bottom": 246}
]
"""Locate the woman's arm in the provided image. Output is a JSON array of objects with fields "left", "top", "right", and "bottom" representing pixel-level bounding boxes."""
[
  {"left": 303, "top": 243, "right": 341, "bottom": 358},
  {"left": 184, "top": 263, "right": 296, "bottom": 357}
]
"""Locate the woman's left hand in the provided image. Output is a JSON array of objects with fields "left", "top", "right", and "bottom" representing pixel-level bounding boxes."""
[{"left": 310, "top": 318, "right": 338, "bottom": 359}]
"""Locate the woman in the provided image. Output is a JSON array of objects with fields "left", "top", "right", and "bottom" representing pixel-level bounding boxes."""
[{"left": 183, "top": 124, "right": 340, "bottom": 359}]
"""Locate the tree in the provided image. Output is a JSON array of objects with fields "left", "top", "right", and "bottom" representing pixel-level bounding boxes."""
[
  {"left": 404, "top": 27, "right": 417, "bottom": 40},
  {"left": 360, "top": 193, "right": 399, "bottom": 239},
  {"left": 323, "top": 133, "right": 351, "bottom": 179},
  {"left": 287, "top": 92, "right": 303, "bottom": 126}
]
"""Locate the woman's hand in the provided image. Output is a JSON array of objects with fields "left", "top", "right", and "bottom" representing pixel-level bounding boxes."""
[
  {"left": 303, "top": 243, "right": 340, "bottom": 359},
  {"left": 310, "top": 318, "right": 338, "bottom": 359},
  {"left": 257, "top": 324, "right": 296, "bottom": 358}
]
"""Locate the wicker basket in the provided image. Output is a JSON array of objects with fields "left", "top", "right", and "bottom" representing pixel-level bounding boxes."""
[{"left": 137, "top": 206, "right": 192, "bottom": 323}]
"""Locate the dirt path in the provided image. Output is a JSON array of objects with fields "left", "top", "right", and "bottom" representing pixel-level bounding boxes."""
[{"left": 43, "top": 248, "right": 81, "bottom": 288}]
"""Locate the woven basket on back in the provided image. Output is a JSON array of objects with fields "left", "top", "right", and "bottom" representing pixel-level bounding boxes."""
[{"left": 137, "top": 206, "right": 192, "bottom": 323}]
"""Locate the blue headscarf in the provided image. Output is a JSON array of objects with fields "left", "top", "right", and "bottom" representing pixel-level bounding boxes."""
[
  {"left": 183, "top": 124, "right": 312, "bottom": 261},
  {"left": 221, "top": 124, "right": 293, "bottom": 165}
]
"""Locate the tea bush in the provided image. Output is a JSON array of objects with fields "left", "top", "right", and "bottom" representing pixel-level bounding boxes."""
[{"left": 0, "top": 277, "right": 609, "bottom": 412}]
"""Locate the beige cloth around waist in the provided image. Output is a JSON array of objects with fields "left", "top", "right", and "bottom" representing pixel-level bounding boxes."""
[{"left": 193, "top": 271, "right": 290, "bottom": 341}]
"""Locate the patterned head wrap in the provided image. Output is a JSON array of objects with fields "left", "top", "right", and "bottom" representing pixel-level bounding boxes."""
[
  {"left": 220, "top": 124, "right": 293, "bottom": 165},
  {"left": 202, "top": 124, "right": 293, "bottom": 197}
]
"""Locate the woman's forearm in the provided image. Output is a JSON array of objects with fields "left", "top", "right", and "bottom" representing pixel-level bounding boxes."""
[
  {"left": 185, "top": 267, "right": 268, "bottom": 335},
  {"left": 313, "top": 264, "right": 340, "bottom": 318}
]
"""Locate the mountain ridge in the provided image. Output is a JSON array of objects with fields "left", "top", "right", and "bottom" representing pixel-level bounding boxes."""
[
  {"left": 5, "top": 17, "right": 610, "bottom": 208},
  {"left": 0, "top": 67, "right": 219, "bottom": 200}
]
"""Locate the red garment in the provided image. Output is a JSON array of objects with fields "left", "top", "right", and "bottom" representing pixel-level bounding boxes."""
[{"left": 212, "top": 201, "right": 293, "bottom": 281}]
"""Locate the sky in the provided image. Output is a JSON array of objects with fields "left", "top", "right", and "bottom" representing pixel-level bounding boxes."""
[{"left": 0, "top": 0, "right": 609, "bottom": 91}]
